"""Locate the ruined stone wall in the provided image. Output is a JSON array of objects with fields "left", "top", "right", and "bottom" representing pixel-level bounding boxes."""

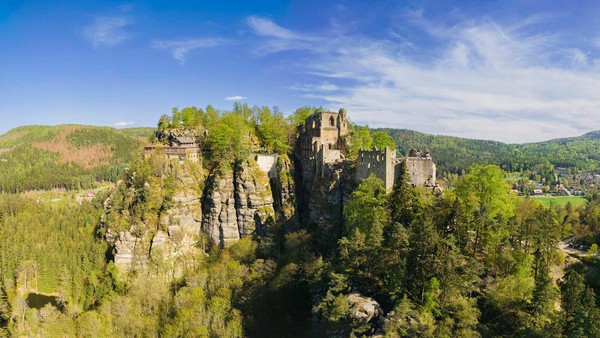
[
  {"left": 298, "top": 109, "right": 350, "bottom": 182},
  {"left": 300, "top": 110, "right": 349, "bottom": 158},
  {"left": 304, "top": 110, "right": 348, "bottom": 137},
  {"left": 356, "top": 148, "right": 396, "bottom": 191},
  {"left": 398, "top": 157, "right": 436, "bottom": 187}
]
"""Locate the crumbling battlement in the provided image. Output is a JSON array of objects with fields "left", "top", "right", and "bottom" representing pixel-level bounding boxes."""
[
  {"left": 357, "top": 147, "right": 397, "bottom": 191},
  {"left": 356, "top": 147, "right": 436, "bottom": 191},
  {"left": 298, "top": 109, "right": 349, "bottom": 179},
  {"left": 402, "top": 155, "right": 436, "bottom": 188}
]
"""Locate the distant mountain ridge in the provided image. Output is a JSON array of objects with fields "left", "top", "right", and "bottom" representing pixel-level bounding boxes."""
[
  {"left": 380, "top": 128, "right": 600, "bottom": 175},
  {"left": 0, "top": 125, "right": 154, "bottom": 192}
]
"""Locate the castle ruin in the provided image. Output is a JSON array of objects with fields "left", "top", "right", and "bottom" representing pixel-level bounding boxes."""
[
  {"left": 298, "top": 109, "right": 437, "bottom": 191},
  {"left": 299, "top": 109, "right": 349, "bottom": 179},
  {"left": 356, "top": 147, "right": 437, "bottom": 191}
]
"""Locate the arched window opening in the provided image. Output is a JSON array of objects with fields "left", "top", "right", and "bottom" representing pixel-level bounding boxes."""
[{"left": 329, "top": 116, "right": 335, "bottom": 127}]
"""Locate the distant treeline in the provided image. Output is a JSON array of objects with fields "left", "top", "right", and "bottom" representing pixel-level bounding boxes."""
[{"left": 382, "top": 129, "right": 600, "bottom": 175}]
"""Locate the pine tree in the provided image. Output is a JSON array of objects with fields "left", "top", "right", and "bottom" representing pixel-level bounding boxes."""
[{"left": 388, "top": 162, "right": 422, "bottom": 227}]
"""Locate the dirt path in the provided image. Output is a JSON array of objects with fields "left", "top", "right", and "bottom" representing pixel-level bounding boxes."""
[{"left": 558, "top": 237, "right": 588, "bottom": 257}]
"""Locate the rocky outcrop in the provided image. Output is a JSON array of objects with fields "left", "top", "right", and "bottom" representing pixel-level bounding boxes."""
[
  {"left": 155, "top": 126, "right": 208, "bottom": 146},
  {"left": 202, "top": 160, "right": 276, "bottom": 247},
  {"left": 106, "top": 226, "right": 152, "bottom": 272},
  {"left": 160, "top": 190, "right": 202, "bottom": 236},
  {"left": 111, "top": 230, "right": 139, "bottom": 270},
  {"left": 149, "top": 227, "right": 202, "bottom": 278},
  {"left": 235, "top": 160, "right": 275, "bottom": 237},
  {"left": 202, "top": 170, "right": 241, "bottom": 247},
  {"left": 346, "top": 293, "right": 384, "bottom": 324},
  {"left": 275, "top": 155, "right": 296, "bottom": 221},
  {"left": 306, "top": 161, "right": 355, "bottom": 227},
  {"left": 104, "top": 155, "right": 284, "bottom": 272}
]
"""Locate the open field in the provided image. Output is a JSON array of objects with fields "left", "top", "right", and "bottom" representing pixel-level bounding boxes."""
[
  {"left": 531, "top": 196, "right": 588, "bottom": 207},
  {"left": 505, "top": 172, "right": 524, "bottom": 182}
]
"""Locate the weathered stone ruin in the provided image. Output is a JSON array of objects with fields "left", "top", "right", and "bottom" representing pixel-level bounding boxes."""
[
  {"left": 298, "top": 109, "right": 437, "bottom": 191},
  {"left": 356, "top": 147, "right": 437, "bottom": 191},
  {"left": 298, "top": 108, "right": 349, "bottom": 179}
]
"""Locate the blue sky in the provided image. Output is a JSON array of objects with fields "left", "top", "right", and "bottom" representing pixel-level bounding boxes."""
[{"left": 1, "top": 1, "right": 600, "bottom": 143}]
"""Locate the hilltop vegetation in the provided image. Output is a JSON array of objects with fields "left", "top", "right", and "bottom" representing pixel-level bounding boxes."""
[
  {"left": 0, "top": 125, "right": 147, "bottom": 192},
  {"left": 383, "top": 128, "right": 600, "bottom": 175}
]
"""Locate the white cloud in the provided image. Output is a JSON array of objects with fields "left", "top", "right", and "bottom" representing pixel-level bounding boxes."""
[
  {"left": 83, "top": 16, "right": 132, "bottom": 48},
  {"left": 246, "top": 16, "right": 297, "bottom": 39},
  {"left": 225, "top": 96, "right": 247, "bottom": 101},
  {"left": 290, "top": 83, "right": 340, "bottom": 92},
  {"left": 111, "top": 121, "right": 135, "bottom": 128},
  {"left": 152, "top": 38, "right": 226, "bottom": 63},
  {"left": 249, "top": 15, "right": 600, "bottom": 143}
]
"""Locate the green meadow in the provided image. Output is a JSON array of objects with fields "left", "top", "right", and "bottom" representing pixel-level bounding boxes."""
[{"left": 531, "top": 196, "right": 588, "bottom": 207}]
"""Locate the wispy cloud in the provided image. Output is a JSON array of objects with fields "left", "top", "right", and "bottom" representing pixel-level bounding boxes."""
[
  {"left": 111, "top": 121, "right": 135, "bottom": 128},
  {"left": 246, "top": 16, "right": 297, "bottom": 39},
  {"left": 152, "top": 38, "right": 226, "bottom": 63},
  {"left": 245, "top": 16, "right": 320, "bottom": 55},
  {"left": 247, "top": 15, "right": 600, "bottom": 143},
  {"left": 225, "top": 96, "right": 247, "bottom": 101},
  {"left": 83, "top": 16, "right": 132, "bottom": 48}
]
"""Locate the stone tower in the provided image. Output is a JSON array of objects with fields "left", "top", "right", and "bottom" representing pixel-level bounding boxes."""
[{"left": 299, "top": 109, "right": 349, "bottom": 177}]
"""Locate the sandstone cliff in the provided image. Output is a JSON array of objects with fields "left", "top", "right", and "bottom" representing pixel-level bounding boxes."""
[
  {"left": 102, "top": 155, "right": 292, "bottom": 273},
  {"left": 201, "top": 159, "right": 276, "bottom": 247}
]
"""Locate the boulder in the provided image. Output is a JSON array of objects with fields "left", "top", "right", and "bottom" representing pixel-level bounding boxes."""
[{"left": 346, "top": 293, "right": 384, "bottom": 324}]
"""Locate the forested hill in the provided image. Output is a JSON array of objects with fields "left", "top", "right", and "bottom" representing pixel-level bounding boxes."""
[
  {"left": 0, "top": 125, "right": 153, "bottom": 192},
  {"left": 382, "top": 128, "right": 600, "bottom": 175}
]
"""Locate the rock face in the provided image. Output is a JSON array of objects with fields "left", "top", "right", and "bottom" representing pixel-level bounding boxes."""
[
  {"left": 303, "top": 161, "right": 355, "bottom": 228},
  {"left": 346, "top": 293, "right": 384, "bottom": 324},
  {"left": 235, "top": 160, "right": 275, "bottom": 237},
  {"left": 201, "top": 170, "right": 240, "bottom": 247},
  {"left": 155, "top": 126, "right": 208, "bottom": 146},
  {"left": 274, "top": 155, "right": 296, "bottom": 221},
  {"left": 111, "top": 230, "right": 141, "bottom": 271},
  {"left": 202, "top": 160, "right": 276, "bottom": 247},
  {"left": 103, "top": 154, "right": 289, "bottom": 273},
  {"left": 161, "top": 190, "right": 202, "bottom": 236}
]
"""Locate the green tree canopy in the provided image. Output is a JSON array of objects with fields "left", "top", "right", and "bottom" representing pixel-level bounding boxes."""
[{"left": 372, "top": 131, "right": 396, "bottom": 150}]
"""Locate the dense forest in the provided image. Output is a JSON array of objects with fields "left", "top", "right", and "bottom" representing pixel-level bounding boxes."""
[
  {"left": 0, "top": 105, "right": 600, "bottom": 337},
  {"left": 0, "top": 125, "right": 152, "bottom": 192}
]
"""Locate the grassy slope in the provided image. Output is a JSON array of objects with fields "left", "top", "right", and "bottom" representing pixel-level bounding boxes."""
[
  {"left": 531, "top": 196, "right": 588, "bottom": 208},
  {"left": 0, "top": 125, "right": 150, "bottom": 192}
]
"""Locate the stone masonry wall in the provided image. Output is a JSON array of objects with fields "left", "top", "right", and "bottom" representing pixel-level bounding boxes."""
[
  {"left": 356, "top": 147, "right": 396, "bottom": 191},
  {"left": 398, "top": 157, "right": 436, "bottom": 187}
]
